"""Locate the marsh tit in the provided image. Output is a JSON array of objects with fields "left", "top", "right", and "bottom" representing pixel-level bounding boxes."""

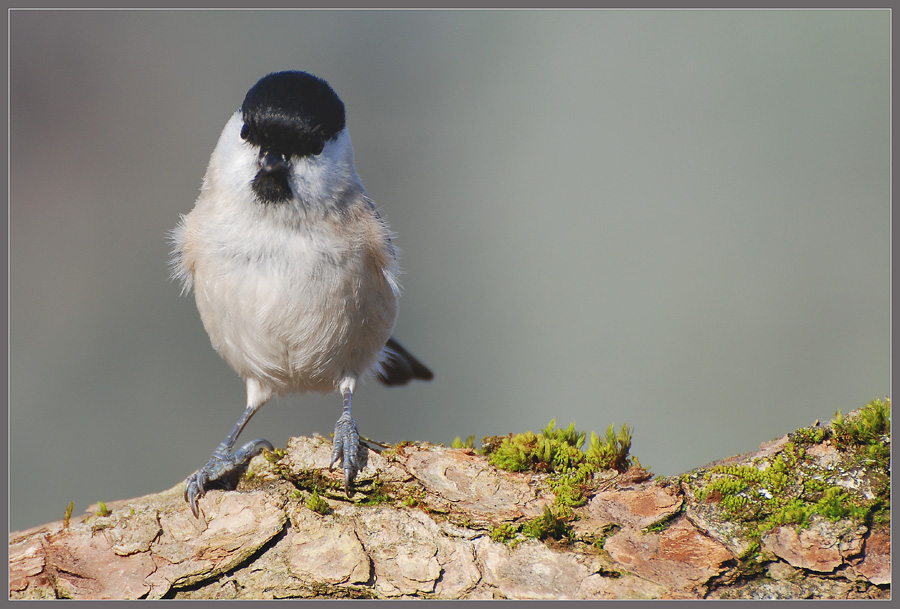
[{"left": 171, "top": 71, "right": 432, "bottom": 518}]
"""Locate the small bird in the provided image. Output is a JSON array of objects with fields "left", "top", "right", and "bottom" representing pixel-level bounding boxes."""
[{"left": 171, "top": 71, "right": 432, "bottom": 518}]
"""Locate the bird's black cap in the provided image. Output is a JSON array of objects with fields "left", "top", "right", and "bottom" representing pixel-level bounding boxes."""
[{"left": 240, "top": 71, "right": 346, "bottom": 159}]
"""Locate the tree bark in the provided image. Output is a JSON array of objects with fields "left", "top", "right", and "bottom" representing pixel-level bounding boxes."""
[{"left": 9, "top": 408, "right": 890, "bottom": 599}]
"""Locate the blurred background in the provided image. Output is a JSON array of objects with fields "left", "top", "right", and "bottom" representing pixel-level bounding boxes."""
[{"left": 9, "top": 10, "right": 890, "bottom": 532}]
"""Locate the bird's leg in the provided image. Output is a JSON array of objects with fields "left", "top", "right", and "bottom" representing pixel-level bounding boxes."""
[
  {"left": 330, "top": 378, "right": 360, "bottom": 496},
  {"left": 184, "top": 383, "right": 273, "bottom": 518}
]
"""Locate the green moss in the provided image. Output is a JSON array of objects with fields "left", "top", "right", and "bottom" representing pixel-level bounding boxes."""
[
  {"left": 791, "top": 426, "right": 828, "bottom": 445},
  {"left": 263, "top": 447, "right": 286, "bottom": 463},
  {"left": 586, "top": 424, "right": 632, "bottom": 473},
  {"left": 95, "top": 501, "right": 111, "bottom": 517},
  {"left": 544, "top": 420, "right": 587, "bottom": 450},
  {"left": 547, "top": 473, "right": 590, "bottom": 512},
  {"left": 643, "top": 520, "right": 671, "bottom": 533},
  {"left": 832, "top": 398, "right": 890, "bottom": 446},
  {"left": 759, "top": 487, "right": 870, "bottom": 530},
  {"left": 487, "top": 430, "right": 539, "bottom": 472},
  {"left": 397, "top": 485, "right": 429, "bottom": 510},
  {"left": 702, "top": 457, "right": 873, "bottom": 531},
  {"left": 479, "top": 435, "right": 507, "bottom": 456},
  {"left": 592, "top": 523, "right": 621, "bottom": 551},
  {"left": 738, "top": 540, "right": 760, "bottom": 561},
  {"left": 802, "top": 477, "right": 830, "bottom": 496},
  {"left": 484, "top": 419, "right": 636, "bottom": 535},
  {"left": 864, "top": 441, "right": 891, "bottom": 465},
  {"left": 359, "top": 477, "right": 394, "bottom": 506},
  {"left": 306, "top": 490, "right": 331, "bottom": 515},
  {"left": 451, "top": 435, "right": 476, "bottom": 449},
  {"left": 871, "top": 475, "right": 890, "bottom": 524},
  {"left": 521, "top": 505, "right": 573, "bottom": 541},
  {"left": 873, "top": 504, "right": 890, "bottom": 525},
  {"left": 733, "top": 540, "right": 769, "bottom": 580},
  {"left": 63, "top": 501, "right": 74, "bottom": 529},
  {"left": 487, "top": 506, "right": 574, "bottom": 546},
  {"left": 489, "top": 522, "right": 519, "bottom": 543},
  {"left": 693, "top": 397, "right": 890, "bottom": 552},
  {"left": 765, "top": 497, "right": 814, "bottom": 529},
  {"left": 487, "top": 419, "right": 615, "bottom": 474},
  {"left": 255, "top": 445, "right": 296, "bottom": 482},
  {"left": 289, "top": 469, "right": 342, "bottom": 494},
  {"left": 830, "top": 399, "right": 892, "bottom": 477},
  {"left": 815, "top": 487, "right": 871, "bottom": 522}
]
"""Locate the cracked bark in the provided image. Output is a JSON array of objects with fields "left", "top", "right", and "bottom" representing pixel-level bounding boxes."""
[{"left": 8, "top": 413, "right": 891, "bottom": 599}]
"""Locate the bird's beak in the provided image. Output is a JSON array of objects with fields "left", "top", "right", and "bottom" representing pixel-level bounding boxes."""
[{"left": 260, "top": 152, "right": 289, "bottom": 173}]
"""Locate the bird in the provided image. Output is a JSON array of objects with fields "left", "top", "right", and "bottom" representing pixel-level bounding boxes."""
[{"left": 170, "top": 70, "right": 433, "bottom": 518}]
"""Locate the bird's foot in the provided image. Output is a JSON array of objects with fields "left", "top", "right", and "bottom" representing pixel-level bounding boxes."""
[
  {"left": 329, "top": 411, "right": 360, "bottom": 496},
  {"left": 184, "top": 438, "right": 273, "bottom": 518}
]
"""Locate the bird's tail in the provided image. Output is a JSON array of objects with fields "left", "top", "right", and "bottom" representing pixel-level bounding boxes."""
[{"left": 375, "top": 337, "right": 434, "bottom": 386}]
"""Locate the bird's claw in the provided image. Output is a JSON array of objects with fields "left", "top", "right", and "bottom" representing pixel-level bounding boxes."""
[
  {"left": 330, "top": 412, "right": 360, "bottom": 497},
  {"left": 184, "top": 438, "right": 274, "bottom": 518},
  {"left": 184, "top": 469, "right": 209, "bottom": 518}
]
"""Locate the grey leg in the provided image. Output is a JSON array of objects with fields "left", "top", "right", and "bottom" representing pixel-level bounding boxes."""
[
  {"left": 184, "top": 403, "right": 273, "bottom": 518},
  {"left": 330, "top": 386, "right": 360, "bottom": 496}
]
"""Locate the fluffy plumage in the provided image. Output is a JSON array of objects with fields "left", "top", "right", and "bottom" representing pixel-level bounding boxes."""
[{"left": 172, "top": 71, "right": 431, "bottom": 517}]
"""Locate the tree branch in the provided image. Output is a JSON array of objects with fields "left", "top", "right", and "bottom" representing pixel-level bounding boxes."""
[{"left": 9, "top": 402, "right": 890, "bottom": 599}]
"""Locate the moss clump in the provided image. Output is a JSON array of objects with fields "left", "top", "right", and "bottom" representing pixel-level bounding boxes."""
[
  {"left": 693, "top": 398, "right": 890, "bottom": 556},
  {"left": 831, "top": 398, "right": 891, "bottom": 467},
  {"left": 476, "top": 419, "right": 635, "bottom": 548},
  {"left": 791, "top": 425, "right": 827, "bottom": 445},
  {"left": 700, "top": 448, "right": 874, "bottom": 530},
  {"left": 479, "top": 435, "right": 506, "bottom": 456},
  {"left": 480, "top": 419, "right": 636, "bottom": 522},
  {"left": 586, "top": 424, "right": 633, "bottom": 473},
  {"left": 831, "top": 398, "right": 890, "bottom": 446},
  {"left": 289, "top": 469, "right": 342, "bottom": 494},
  {"left": 451, "top": 435, "right": 476, "bottom": 449},
  {"left": 484, "top": 430, "right": 538, "bottom": 472},
  {"left": 483, "top": 420, "right": 582, "bottom": 473},
  {"left": 521, "top": 505, "right": 572, "bottom": 541},
  {"left": 484, "top": 419, "right": 632, "bottom": 476},
  {"left": 479, "top": 419, "right": 636, "bottom": 546},
  {"left": 263, "top": 447, "right": 286, "bottom": 463},
  {"left": 95, "top": 502, "right": 111, "bottom": 517},
  {"left": 489, "top": 522, "right": 519, "bottom": 543},
  {"left": 483, "top": 419, "right": 634, "bottom": 516},
  {"left": 256, "top": 446, "right": 294, "bottom": 483},
  {"left": 359, "top": 477, "right": 394, "bottom": 506},
  {"left": 305, "top": 490, "right": 331, "bottom": 515},
  {"left": 488, "top": 506, "right": 573, "bottom": 546},
  {"left": 829, "top": 398, "right": 890, "bottom": 522},
  {"left": 63, "top": 501, "right": 74, "bottom": 529},
  {"left": 401, "top": 486, "right": 427, "bottom": 509}
]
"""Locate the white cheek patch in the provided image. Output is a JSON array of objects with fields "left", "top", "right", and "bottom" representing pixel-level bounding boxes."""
[
  {"left": 289, "top": 128, "right": 361, "bottom": 209},
  {"left": 209, "top": 113, "right": 260, "bottom": 201}
]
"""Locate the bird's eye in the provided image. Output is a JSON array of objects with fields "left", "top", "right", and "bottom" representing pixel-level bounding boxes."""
[
  {"left": 240, "top": 124, "right": 249, "bottom": 140},
  {"left": 312, "top": 139, "right": 325, "bottom": 156}
]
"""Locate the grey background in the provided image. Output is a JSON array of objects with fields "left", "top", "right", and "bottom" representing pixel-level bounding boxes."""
[{"left": 9, "top": 9, "right": 890, "bottom": 532}]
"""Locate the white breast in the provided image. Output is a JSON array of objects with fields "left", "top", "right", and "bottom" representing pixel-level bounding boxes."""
[{"left": 171, "top": 116, "right": 399, "bottom": 397}]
